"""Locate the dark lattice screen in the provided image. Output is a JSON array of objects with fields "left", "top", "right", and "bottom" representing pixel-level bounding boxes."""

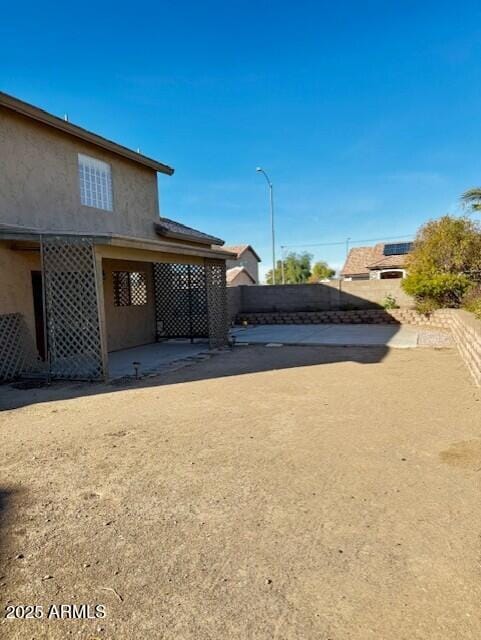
[
  {"left": 113, "top": 271, "right": 147, "bottom": 306},
  {"left": 130, "top": 272, "right": 148, "bottom": 305},
  {"left": 113, "top": 271, "right": 131, "bottom": 306},
  {"left": 153, "top": 263, "right": 209, "bottom": 339},
  {"left": 205, "top": 260, "right": 229, "bottom": 348},
  {"left": 42, "top": 237, "right": 106, "bottom": 380}
]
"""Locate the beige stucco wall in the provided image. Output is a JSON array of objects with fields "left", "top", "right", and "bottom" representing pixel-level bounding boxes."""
[
  {"left": 0, "top": 109, "right": 161, "bottom": 240},
  {"left": 102, "top": 258, "right": 156, "bottom": 352},
  {"left": 226, "top": 249, "right": 259, "bottom": 283},
  {"left": 0, "top": 242, "right": 40, "bottom": 341}
]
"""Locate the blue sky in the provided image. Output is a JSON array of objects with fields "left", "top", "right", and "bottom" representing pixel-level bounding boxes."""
[{"left": 2, "top": 1, "right": 481, "bottom": 278}]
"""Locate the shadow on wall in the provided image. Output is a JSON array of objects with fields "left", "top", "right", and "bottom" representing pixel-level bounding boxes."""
[
  {"left": 228, "top": 279, "right": 413, "bottom": 318},
  {"left": 0, "top": 343, "right": 395, "bottom": 411}
]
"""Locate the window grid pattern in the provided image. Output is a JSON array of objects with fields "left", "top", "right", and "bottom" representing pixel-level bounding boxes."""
[
  {"left": 78, "top": 154, "right": 113, "bottom": 211},
  {"left": 113, "top": 271, "right": 148, "bottom": 307}
]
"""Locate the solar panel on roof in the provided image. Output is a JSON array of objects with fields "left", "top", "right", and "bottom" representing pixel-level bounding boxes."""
[{"left": 383, "top": 242, "right": 413, "bottom": 256}]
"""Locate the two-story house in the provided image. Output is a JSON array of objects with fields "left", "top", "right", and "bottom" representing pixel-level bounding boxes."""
[
  {"left": 0, "top": 92, "right": 232, "bottom": 382},
  {"left": 224, "top": 245, "right": 261, "bottom": 286}
]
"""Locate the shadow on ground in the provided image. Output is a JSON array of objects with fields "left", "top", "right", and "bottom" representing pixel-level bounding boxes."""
[
  {"left": 0, "top": 343, "right": 393, "bottom": 412},
  {"left": 0, "top": 488, "right": 20, "bottom": 563}
]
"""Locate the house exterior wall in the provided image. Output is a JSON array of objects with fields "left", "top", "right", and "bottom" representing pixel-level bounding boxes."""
[
  {"left": 0, "top": 109, "right": 161, "bottom": 241},
  {"left": 102, "top": 258, "right": 156, "bottom": 352},
  {"left": 226, "top": 249, "right": 259, "bottom": 283},
  {"left": 0, "top": 243, "right": 40, "bottom": 341}
]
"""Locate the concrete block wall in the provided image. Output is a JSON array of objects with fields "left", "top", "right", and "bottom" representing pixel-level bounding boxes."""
[
  {"left": 227, "top": 287, "right": 242, "bottom": 323},
  {"left": 229, "top": 279, "right": 413, "bottom": 315}
]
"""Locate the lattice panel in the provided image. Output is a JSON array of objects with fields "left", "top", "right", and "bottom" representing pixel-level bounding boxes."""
[
  {"left": 113, "top": 271, "right": 131, "bottom": 306},
  {"left": 205, "top": 260, "right": 229, "bottom": 348},
  {"left": 113, "top": 271, "right": 148, "bottom": 306},
  {"left": 42, "top": 237, "right": 105, "bottom": 380},
  {"left": 153, "top": 263, "right": 209, "bottom": 339},
  {"left": 130, "top": 272, "right": 148, "bottom": 306},
  {"left": 0, "top": 313, "right": 40, "bottom": 381}
]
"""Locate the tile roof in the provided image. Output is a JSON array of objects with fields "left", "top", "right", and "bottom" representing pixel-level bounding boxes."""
[
  {"left": 367, "top": 252, "right": 408, "bottom": 269},
  {"left": 341, "top": 246, "right": 376, "bottom": 276},
  {"left": 223, "top": 244, "right": 261, "bottom": 262},
  {"left": 341, "top": 243, "right": 408, "bottom": 275},
  {"left": 226, "top": 266, "right": 256, "bottom": 284},
  {"left": 154, "top": 218, "right": 224, "bottom": 246}
]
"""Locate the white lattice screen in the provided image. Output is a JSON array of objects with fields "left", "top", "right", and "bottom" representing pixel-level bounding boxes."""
[
  {"left": 42, "top": 237, "right": 106, "bottom": 380},
  {"left": 0, "top": 313, "right": 40, "bottom": 381}
]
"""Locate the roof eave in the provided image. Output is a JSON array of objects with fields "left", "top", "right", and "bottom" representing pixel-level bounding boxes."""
[
  {"left": 154, "top": 222, "right": 224, "bottom": 246},
  {"left": 0, "top": 91, "right": 174, "bottom": 176}
]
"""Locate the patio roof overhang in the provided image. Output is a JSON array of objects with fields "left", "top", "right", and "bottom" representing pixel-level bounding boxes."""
[{"left": 0, "top": 226, "right": 233, "bottom": 261}]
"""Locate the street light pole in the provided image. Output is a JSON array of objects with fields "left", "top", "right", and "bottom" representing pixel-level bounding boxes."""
[{"left": 256, "top": 167, "right": 276, "bottom": 285}]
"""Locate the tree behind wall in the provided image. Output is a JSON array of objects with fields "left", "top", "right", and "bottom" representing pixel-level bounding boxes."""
[
  {"left": 309, "top": 261, "right": 336, "bottom": 282},
  {"left": 402, "top": 215, "right": 481, "bottom": 310},
  {"left": 265, "top": 252, "right": 312, "bottom": 284}
]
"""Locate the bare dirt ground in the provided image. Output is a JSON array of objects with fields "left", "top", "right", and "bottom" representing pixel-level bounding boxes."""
[{"left": 1, "top": 344, "right": 480, "bottom": 639}]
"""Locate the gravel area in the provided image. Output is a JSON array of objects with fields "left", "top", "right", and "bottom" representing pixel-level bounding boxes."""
[{"left": 416, "top": 327, "right": 455, "bottom": 348}]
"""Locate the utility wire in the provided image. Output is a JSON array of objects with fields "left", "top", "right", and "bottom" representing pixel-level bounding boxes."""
[{"left": 280, "top": 233, "right": 414, "bottom": 250}]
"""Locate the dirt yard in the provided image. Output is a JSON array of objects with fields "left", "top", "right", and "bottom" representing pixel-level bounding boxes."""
[{"left": 1, "top": 345, "right": 480, "bottom": 639}]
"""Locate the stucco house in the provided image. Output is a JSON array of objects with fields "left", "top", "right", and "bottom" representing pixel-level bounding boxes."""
[
  {"left": 341, "top": 242, "right": 412, "bottom": 281},
  {"left": 0, "top": 92, "right": 232, "bottom": 382},
  {"left": 224, "top": 244, "right": 261, "bottom": 286}
]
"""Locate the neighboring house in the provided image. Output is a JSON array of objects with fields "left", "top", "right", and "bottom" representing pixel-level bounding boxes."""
[
  {"left": 0, "top": 92, "right": 232, "bottom": 382},
  {"left": 224, "top": 244, "right": 261, "bottom": 285},
  {"left": 226, "top": 266, "right": 256, "bottom": 287},
  {"left": 341, "top": 242, "right": 412, "bottom": 280}
]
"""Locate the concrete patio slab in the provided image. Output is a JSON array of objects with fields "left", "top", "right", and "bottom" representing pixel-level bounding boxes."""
[
  {"left": 231, "top": 323, "right": 419, "bottom": 348},
  {"left": 108, "top": 340, "right": 209, "bottom": 378}
]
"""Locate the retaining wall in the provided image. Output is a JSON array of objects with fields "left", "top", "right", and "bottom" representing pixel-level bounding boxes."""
[
  {"left": 427, "top": 309, "right": 481, "bottom": 386},
  {"left": 227, "top": 281, "right": 481, "bottom": 386},
  {"left": 236, "top": 308, "right": 415, "bottom": 325}
]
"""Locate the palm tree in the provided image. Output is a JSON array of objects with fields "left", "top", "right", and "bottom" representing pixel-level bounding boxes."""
[{"left": 461, "top": 188, "right": 481, "bottom": 211}]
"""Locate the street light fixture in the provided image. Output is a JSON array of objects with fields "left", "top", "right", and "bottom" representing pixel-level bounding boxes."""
[{"left": 256, "top": 167, "right": 277, "bottom": 285}]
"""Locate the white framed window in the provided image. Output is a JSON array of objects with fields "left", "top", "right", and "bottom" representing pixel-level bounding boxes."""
[{"left": 78, "top": 153, "right": 113, "bottom": 211}]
